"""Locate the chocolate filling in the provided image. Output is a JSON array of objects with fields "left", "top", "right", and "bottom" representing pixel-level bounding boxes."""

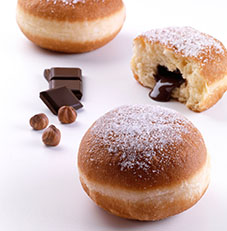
[{"left": 149, "top": 65, "right": 185, "bottom": 102}]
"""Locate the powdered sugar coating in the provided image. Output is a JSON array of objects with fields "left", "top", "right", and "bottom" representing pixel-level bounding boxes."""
[
  {"left": 90, "top": 105, "right": 193, "bottom": 174},
  {"left": 45, "top": 0, "right": 104, "bottom": 6},
  {"left": 142, "top": 27, "right": 225, "bottom": 63}
]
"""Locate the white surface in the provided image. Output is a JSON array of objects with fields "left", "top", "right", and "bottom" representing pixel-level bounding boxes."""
[{"left": 1, "top": 0, "right": 227, "bottom": 230}]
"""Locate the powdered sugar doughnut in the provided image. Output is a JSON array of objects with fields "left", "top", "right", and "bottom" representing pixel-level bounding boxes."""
[
  {"left": 131, "top": 27, "right": 227, "bottom": 112},
  {"left": 78, "top": 105, "right": 210, "bottom": 221},
  {"left": 16, "top": 0, "right": 126, "bottom": 53}
]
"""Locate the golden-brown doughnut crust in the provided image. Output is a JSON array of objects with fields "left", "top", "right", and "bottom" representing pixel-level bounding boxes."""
[
  {"left": 17, "top": 0, "right": 124, "bottom": 22},
  {"left": 18, "top": 26, "right": 122, "bottom": 53},
  {"left": 78, "top": 105, "right": 210, "bottom": 220},
  {"left": 79, "top": 177, "right": 209, "bottom": 221},
  {"left": 16, "top": 0, "right": 126, "bottom": 53},
  {"left": 78, "top": 105, "right": 207, "bottom": 191}
]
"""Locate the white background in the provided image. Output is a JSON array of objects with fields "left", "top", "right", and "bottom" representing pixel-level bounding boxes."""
[{"left": 1, "top": 0, "right": 227, "bottom": 230}]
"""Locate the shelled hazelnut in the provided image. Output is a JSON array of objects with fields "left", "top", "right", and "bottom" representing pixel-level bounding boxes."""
[
  {"left": 58, "top": 106, "right": 77, "bottom": 124},
  {"left": 42, "top": 125, "right": 61, "bottom": 146},
  {"left": 30, "top": 113, "right": 49, "bottom": 130}
]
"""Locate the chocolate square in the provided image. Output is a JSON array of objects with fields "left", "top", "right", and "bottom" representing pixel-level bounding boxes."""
[
  {"left": 40, "top": 87, "right": 83, "bottom": 115},
  {"left": 44, "top": 67, "right": 82, "bottom": 82},
  {"left": 49, "top": 79, "right": 82, "bottom": 100}
]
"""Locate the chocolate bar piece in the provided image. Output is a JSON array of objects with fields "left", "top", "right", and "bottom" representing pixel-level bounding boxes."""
[
  {"left": 44, "top": 67, "right": 82, "bottom": 82},
  {"left": 44, "top": 67, "right": 83, "bottom": 99},
  {"left": 49, "top": 79, "right": 82, "bottom": 100},
  {"left": 40, "top": 87, "right": 83, "bottom": 115}
]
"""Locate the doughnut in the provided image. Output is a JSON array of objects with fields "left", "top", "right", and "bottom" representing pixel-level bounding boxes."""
[
  {"left": 16, "top": 0, "right": 126, "bottom": 53},
  {"left": 78, "top": 105, "right": 210, "bottom": 221},
  {"left": 131, "top": 27, "right": 227, "bottom": 112}
]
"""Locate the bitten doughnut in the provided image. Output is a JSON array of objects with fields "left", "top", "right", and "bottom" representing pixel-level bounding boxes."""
[
  {"left": 16, "top": 0, "right": 126, "bottom": 53},
  {"left": 131, "top": 27, "right": 227, "bottom": 112},
  {"left": 78, "top": 105, "right": 210, "bottom": 221}
]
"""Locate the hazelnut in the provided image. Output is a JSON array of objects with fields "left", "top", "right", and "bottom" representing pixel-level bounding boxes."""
[
  {"left": 30, "top": 113, "right": 49, "bottom": 130},
  {"left": 58, "top": 106, "right": 77, "bottom": 124},
  {"left": 42, "top": 125, "right": 61, "bottom": 146}
]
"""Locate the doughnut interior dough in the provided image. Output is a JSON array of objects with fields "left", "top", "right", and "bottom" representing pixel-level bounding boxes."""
[{"left": 131, "top": 27, "right": 227, "bottom": 112}]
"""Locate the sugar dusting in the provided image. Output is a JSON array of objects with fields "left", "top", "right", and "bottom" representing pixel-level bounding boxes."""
[
  {"left": 142, "top": 27, "right": 225, "bottom": 64},
  {"left": 45, "top": 0, "right": 104, "bottom": 6},
  {"left": 90, "top": 105, "right": 191, "bottom": 174}
]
